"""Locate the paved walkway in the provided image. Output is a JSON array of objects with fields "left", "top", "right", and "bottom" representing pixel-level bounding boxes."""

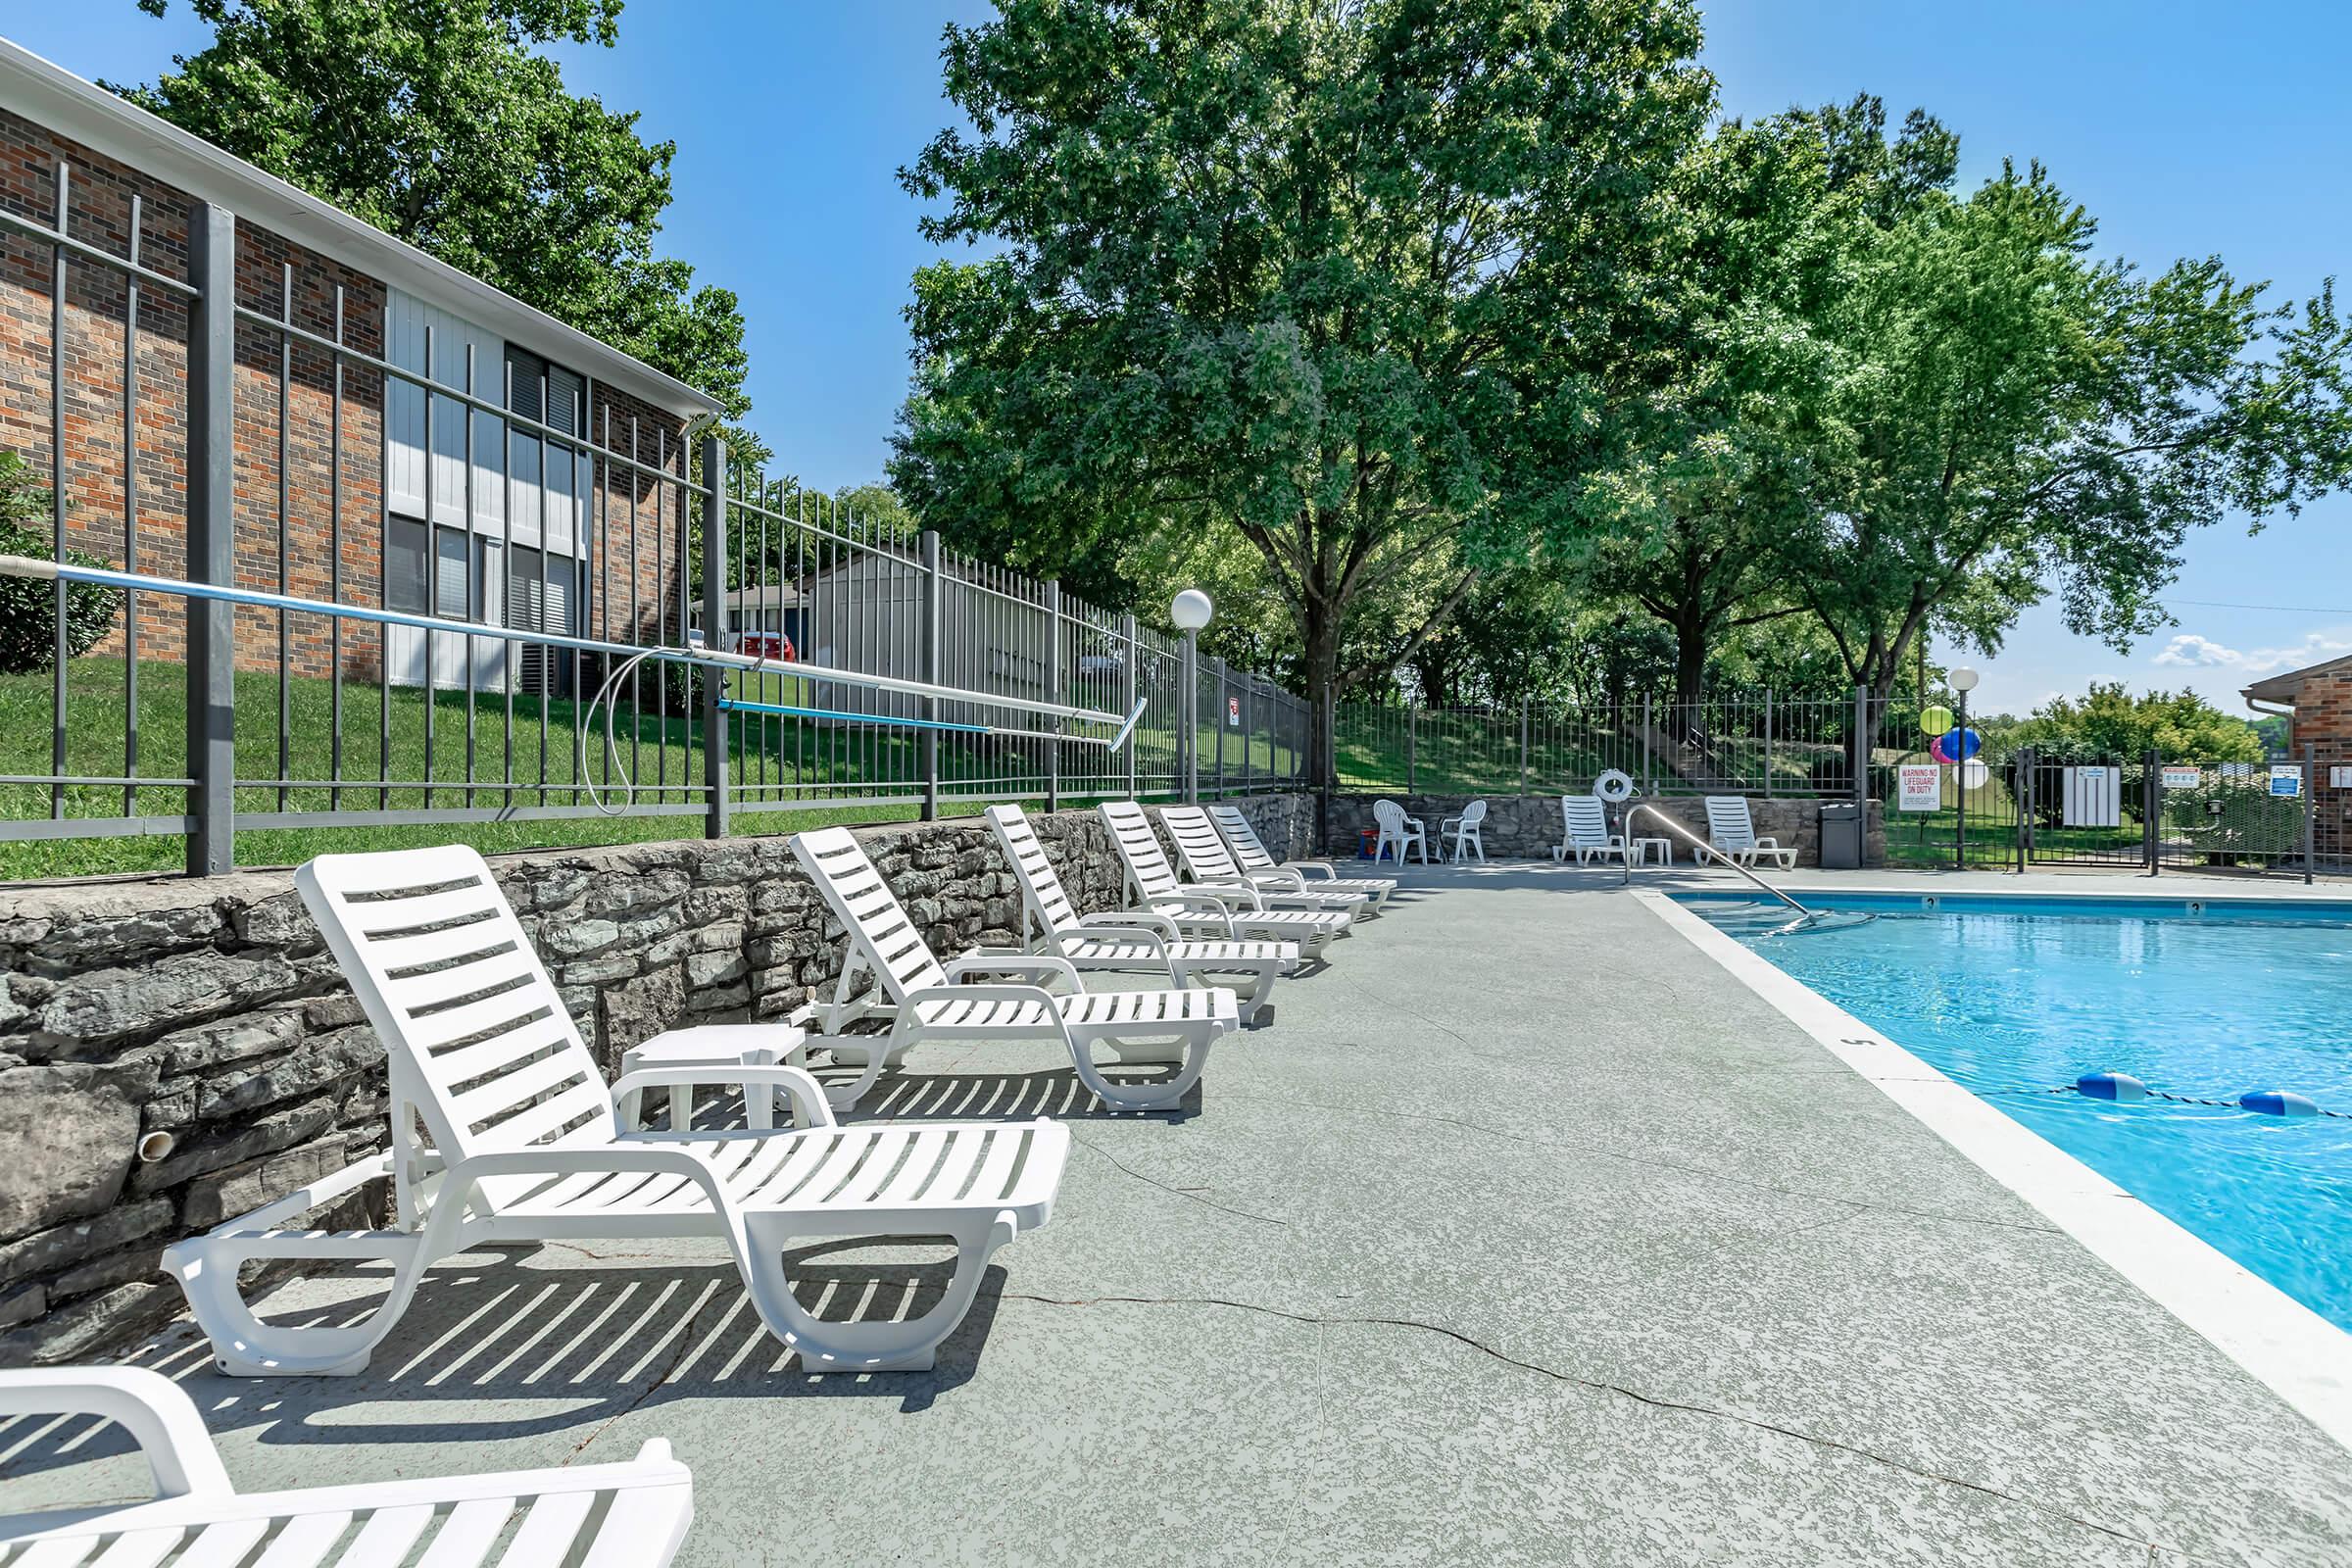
[{"left": 13, "top": 863, "right": 2351, "bottom": 1564}]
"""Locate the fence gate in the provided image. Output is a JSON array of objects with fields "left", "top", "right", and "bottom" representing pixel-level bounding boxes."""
[{"left": 2016, "top": 751, "right": 2156, "bottom": 869}]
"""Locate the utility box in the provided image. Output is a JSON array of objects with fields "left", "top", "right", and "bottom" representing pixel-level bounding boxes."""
[{"left": 1818, "top": 802, "right": 1863, "bottom": 870}]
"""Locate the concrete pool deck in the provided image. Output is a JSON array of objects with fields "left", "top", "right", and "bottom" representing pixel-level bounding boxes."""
[{"left": 9, "top": 861, "right": 2351, "bottom": 1564}]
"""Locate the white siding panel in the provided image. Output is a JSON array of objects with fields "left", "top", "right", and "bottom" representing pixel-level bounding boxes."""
[{"left": 385, "top": 288, "right": 506, "bottom": 532}]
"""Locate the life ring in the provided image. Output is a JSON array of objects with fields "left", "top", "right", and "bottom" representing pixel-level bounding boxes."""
[{"left": 1592, "top": 769, "right": 1636, "bottom": 804}]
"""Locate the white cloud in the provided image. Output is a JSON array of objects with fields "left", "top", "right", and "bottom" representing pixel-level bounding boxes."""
[{"left": 2150, "top": 629, "right": 2352, "bottom": 676}]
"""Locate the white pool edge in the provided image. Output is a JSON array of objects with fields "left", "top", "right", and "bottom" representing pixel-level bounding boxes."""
[{"left": 1637, "top": 887, "right": 2352, "bottom": 1452}]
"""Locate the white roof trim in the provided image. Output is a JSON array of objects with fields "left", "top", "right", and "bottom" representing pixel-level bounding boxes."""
[{"left": 0, "top": 38, "right": 723, "bottom": 423}]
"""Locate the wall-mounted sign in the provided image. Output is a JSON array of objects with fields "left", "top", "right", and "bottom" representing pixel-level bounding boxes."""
[
  {"left": 2270, "top": 764, "right": 2303, "bottom": 799},
  {"left": 2063, "top": 766, "right": 2121, "bottom": 827},
  {"left": 2161, "top": 765, "right": 2202, "bottom": 790},
  {"left": 1897, "top": 763, "right": 1941, "bottom": 812},
  {"left": 2331, "top": 765, "right": 2352, "bottom": 789},
  {"left": 1227, "top": 696, "right": 1241, "bottom": 727}
]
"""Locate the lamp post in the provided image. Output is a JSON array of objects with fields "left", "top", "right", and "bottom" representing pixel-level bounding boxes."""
[
  {"left": 1950, "top": 665, "right": 1980, "bottom": 870},
  {"left": 1172, "top": 589, "right": 1213, "bottom": 803}
]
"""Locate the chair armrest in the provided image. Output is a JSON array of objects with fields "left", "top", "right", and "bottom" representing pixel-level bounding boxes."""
[
  {"left": 443, "top": 1147, "right": 735, "bottom": 1221},
  {"left": 944, "top": 952, "right": 1084, "bottom": 991},
  {"left": 1284, "top": 858, "right": 1342, "bottom": 879},
  {"left": 1248, "top": 866, "right": 1308, "bottom": 892},
  {"left": 1078, "top": 909, "right": 1181, "bottom": 941},
  {"left": 905, "top": 982, "right": 1076, "bottom": 1043},
  {"left": 0, "top": 1367, "right": 230, "bottom": 1501},
  {"left": 609, "top": 1064, "right": 837, "bottom": 1129},
  {"left": 1056, "top": 920, "right": 1178, "bottom": 983},
  {"left": 1150, "top": 895, "right": 1239, "bottom": 935},
  {"left": 1179, "top": 880, "right": 1266, "bottom": 910}
]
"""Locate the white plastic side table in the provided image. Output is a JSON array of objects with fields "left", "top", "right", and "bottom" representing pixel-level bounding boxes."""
[
  {"left": 1630, "top": 836, "right": 1674, "bottom": 866},
  {"left": 618, "top": 1023, "right": 809, "bottom": 1133}
]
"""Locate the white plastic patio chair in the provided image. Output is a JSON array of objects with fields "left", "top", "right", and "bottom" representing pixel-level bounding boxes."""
[
  {"left": 1552, "top": 795, "right": 1629, "bottom": 866},
  {"left": 1698, "top": 796, "right": 1798, "bottom": 869},
  {"left": 793, "top": 826, "right": 1239, "bottom": 1110},
  {"left": 1371, "top": 799, "right": 1429, "bottom": 864},
  {"left": 1097, "top": 802, "right": 1353, "bottom": 956},
  {"left": 986, "top": 804, "right": 1298, "bottom": 1015},
  {"left": 1157, "top": 805, "right": 1371, "bottom": 918},
  {"left": 0, "top": 1365, "right": 694, "bottom": 1564},
  {"left": 1440, "top": 799, "right": 1489, "bottom": 862},
  {"left": 1206, "top": 802, "right": 1396, "bottom": 908},
  {"left": 163, "top": 843, "right": 1067, "bottom": 1378}
]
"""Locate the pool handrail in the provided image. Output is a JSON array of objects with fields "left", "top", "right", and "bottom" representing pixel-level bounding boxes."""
[{"left": 1620, "top": 802, "right": 1815, "bottom": 918}]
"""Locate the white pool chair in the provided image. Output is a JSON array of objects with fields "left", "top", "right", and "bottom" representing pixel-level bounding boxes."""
[
  {"left": 794, "top": 827, "right": 1239, "bottom": 1110},
  {"left": 986, "top": 804, "right": 1298, "bottom": 1016},
  {"left": 1206, "top": 802, "right": 1396, "bottom": 908},
  {"left": 1158, "top": 805, "right": 1372, "bottom": 919},
  {"left": 1372, "top": 799, "right": 1429, "bottom": 864},
  {"left": 0, "top": 1366, "right": 695, "bottom": 1564},
  {"left": 1698, "top": 796, "right": 1798, "bottom": 869},
  {"left": 1553, "top": 795, "right": 1630, "bottom": 866},
  {"left": 1098, "top": 802, "right": 1353, "bottom": 956},
  {"left": 1440, "top": 799, "right": 1489, "bottom": 862},
  {"left": 163, "top": 843, "right": 1066, "bottom": 1378}
]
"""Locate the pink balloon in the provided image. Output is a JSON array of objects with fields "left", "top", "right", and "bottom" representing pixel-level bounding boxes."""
[{"left": 1928, "top": 736, "right": 1954, "bottom": 764}]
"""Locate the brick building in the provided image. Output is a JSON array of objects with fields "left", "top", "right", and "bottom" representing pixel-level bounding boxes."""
[
  {"left": 0, "top": 39, "right": 722, "bottom": 685},
  {"left": 2243, "top": 655, "right": 2352, "bottom": 860}
]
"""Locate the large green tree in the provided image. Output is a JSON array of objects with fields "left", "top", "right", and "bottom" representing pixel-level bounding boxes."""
[
  {"left": 891, "top": 0, "right": 1712, "bottom": 784},
  {"left": 120, "top": 0, "right": 754, "bottom": 435}
]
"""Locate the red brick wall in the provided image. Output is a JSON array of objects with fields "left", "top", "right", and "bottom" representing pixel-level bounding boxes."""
[
  {"left": 2289, "top": 671, "right": 2352, "bottom": 860},
  {"left": 0, "top": 107, "right": 690, "bottom": 691}
]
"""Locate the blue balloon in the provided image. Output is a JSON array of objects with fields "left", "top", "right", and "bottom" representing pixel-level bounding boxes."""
[{"left": 1939, "top": 726, "right": 1982, "bottom": 760}]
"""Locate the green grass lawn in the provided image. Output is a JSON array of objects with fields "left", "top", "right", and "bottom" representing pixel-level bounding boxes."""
[
  {"left": 1334, "top": 707, "right": 1843, "bottom": 795},
  {"left": 0, "top": 658, "right": 1299, "bottom": 878}
]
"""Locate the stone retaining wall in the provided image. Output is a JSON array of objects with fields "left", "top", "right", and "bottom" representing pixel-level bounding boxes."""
[
  {"left": 1322, "top": 793, "right": 1885, "bottom": 866},
  {"left": 0, "top": 795, "right": 1311, "bottom": 1364}
]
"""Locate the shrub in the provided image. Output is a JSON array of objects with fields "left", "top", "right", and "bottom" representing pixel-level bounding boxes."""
[{"left": 0, "top": 452, "right": 122, "bottom": 674}]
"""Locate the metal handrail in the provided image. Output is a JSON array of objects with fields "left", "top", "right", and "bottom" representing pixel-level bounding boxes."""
[{"left": 1620, "top": 801, "right": 1814, "bottom": 917}]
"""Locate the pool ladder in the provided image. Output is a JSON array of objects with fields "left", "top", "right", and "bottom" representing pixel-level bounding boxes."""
[{"left": 1620, "top": 803, "right": 1819, "bottom": 920}]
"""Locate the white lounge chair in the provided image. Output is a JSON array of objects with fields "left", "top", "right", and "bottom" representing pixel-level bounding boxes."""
[
  {"left": 1372, "top": 799, "right": 1429, "bottom": 864},
  {"left": 793, "top": 826, "right": 1239, "bottom": 1110},
  {"left": 163, "top": 843, "right": 1066, "bottom": 1377},
  {"left": 986, "top": 804, "right": 1298, "bottom": 1016},
  {"left": 1097, "top": 802, "right": 1352, "bottom": 956},
  {"left": 0, "top": 1365, "right": 694, "bottom": 1564},
  {"left": 1552, "top": 795, "right": 1630, "bottom": 865},
  {"left": 1206, "top": 803, "right": 1397, "bottom": 908},
  {"left": 1698, "top": 796, "right": 1799, "bottom": 869},
  {"left": 1440, "top": 799, "right": 1489, "bottom": 862},
  {"left": 1157, "top": 805, "right": 1372, "bottom": 919}
]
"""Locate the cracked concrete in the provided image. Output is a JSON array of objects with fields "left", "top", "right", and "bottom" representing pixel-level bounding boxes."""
[{"left": 6, "top": 860, "right": 2348, "bottom": 1565}]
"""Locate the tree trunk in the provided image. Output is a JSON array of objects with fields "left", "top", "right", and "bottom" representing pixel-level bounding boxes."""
[
  {"left": 1670, "top": 614, "right": 1707, "bottom": 740},
  {"left": 1302, "top": 603, "right": 1343, "bottom": 812}
]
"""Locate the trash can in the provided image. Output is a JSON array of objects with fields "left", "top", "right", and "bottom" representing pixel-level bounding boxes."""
[{"left": 1818, "top": 801, "right": 1862, "bottom": 870}]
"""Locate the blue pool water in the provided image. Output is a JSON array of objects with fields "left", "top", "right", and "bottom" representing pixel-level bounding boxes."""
[{"left": 1684, "top": 893, "right": 2352, "bottom": 1331}]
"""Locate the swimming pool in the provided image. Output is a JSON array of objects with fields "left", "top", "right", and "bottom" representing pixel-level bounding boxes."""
[{"left": 1680, "top": 892, "right": 2352, "bottom": 1333}]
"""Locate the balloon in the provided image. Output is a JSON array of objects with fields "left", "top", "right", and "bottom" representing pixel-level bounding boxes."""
[
  {"left": 1920, "top": 706, "right": 1954, "bottom": 735},
  {"left": 1939, "top": 726, "right": 1982, "bottom": 760},
  {"left": 1928, "top": 736, "right": 1954, "bottom": 764},
  {"left": 1959, "top": 758, "right": 1988, "bottom": 789}
]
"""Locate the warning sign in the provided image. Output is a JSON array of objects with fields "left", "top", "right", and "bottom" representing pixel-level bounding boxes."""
[
  {"left": 1896, "top": 763, "right": 1941, "bottom": 812},
  {"left": 2269, "top": 764, "right": 2303, "bottom": 799},
  {"left": 1227, "top": 696, "right": 1241, "bottom": 727},
  {"left": 2161, "top": 765, "right": 2201, "bottom": 790}
]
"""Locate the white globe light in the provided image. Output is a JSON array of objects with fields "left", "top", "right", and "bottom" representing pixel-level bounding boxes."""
[
  {"left": 1949, "top": 665, "right": 1981, "bottom": 693},
  {"left": 1171, "top": 588, "right": 1214, "bottom": 631}
]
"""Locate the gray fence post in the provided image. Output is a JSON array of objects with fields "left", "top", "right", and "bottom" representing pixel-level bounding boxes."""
[
  {"left": 1045, "top": 579, "right": 1062, "bottom": 811},
  {"left": 1642, "top": 695, "right": 1653, "bottom": 797},
  {"left": 2305, "top": 742, "right": 2318, "bottom": 886},
  {"left": 700, "top": 433, "right": 729, "bottom": 840},
  {"left": 918, "top": 530, "right": 942, "bottom": 819},
  {"left": 1762, "top": 688, "right": 1774, "bottom": 799},
  {"left": 1405, "top": 707, "right": 1416, "bottom": 795},
  {"left": 1519, "top": 696, "right": 1530, "bottom": 795},
  {"left": 1851, "top": 685, "right": 1869, "bottom": 808},
  {"left": 2142, "top": 747, "right": 2160, "bottom": 876},
  {"left": 186, "top": 201, "right": 236, "bottom": 876},
  {"left": 1121, "top": 612, "right": 1138, "bottom": 800},
  {"left": 1213, "top": 657, "right": 1227, "bottom": 797}
]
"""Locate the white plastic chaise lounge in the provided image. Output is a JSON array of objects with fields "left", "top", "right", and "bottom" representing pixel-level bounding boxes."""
[
  {"left": 1372, "top": 799, "right": 1430, "bottom": 864},
  {"left": 1097, "top": 802, "right": 1354, "bottom": 956},
  {"left": 1552, "top": 795, "right": 1630, "bottom": 866},
  {"left": 792, "top": 827, "right": 1240, "bottom": 1110},
  {"left": 163, "top": 843, "right": 1066, "bottom": 1378},
  {"left": 1206, "top": 802, "right": 1397, "bottom": 909},
  {"left": 1698, "top": 795, "right": 1799, "bottom": 870},
  {"left": 0, "top": 1365, "right": 694, "bottom": 1564},
  {"left": 986, "top": 804, "right": 1298, "bottom": 1016},
  {"left": 1156, "top": 805, "right": 1372, "bottom": 919}
]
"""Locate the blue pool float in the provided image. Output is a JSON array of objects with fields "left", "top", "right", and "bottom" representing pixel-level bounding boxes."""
[
  {"left": 2238, "top": 1090, "right": 2321, "bottom": 1118},
  {"left": 2076, "top": 1071, "right": 2146, "bottom": 1102}
]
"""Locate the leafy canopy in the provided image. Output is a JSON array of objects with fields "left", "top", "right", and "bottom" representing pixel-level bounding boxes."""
[
  {"left": 122, "top": 0, "right": 754, "bottom": 440},
  {"left": 2012, "top": 682, "right": 2265, "bottom": 764}
]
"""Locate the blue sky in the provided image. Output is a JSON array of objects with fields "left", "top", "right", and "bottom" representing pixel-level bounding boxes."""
[{"left": 10, "top": 2, "right": 2349, "bottom": 716}]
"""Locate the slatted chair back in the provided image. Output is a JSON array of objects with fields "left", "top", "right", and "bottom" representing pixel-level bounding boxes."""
[
  {"left": 1100, "top": 801, "right": 1183, "bottom": 898},
  {"left": 1457, "top": 799, "right": 1490, "bottom": 827},
  {"left": 791, "top": 827, "right": 951, "bottom": 1004},
  {"left": 1373, "top": 799, "right": 1411, "bottom": 835},
  {"left": 1562, "top": 795, "right": 1612, "bottom": 846},
  {"left": 1158, "top": 806, "right": 1246, "bottom": 880},
  {"left": 1704, "top": 796, "right": 1760, "bottom": 851},
  {"left": 297, "top": 845, "right": 615, "bottom": 1166},
  {"left": 986, "top": 804, "right": 1082, "bottom": 935},
  {"left": 1207, "top": 804, "right": 1279, "bottom": 870}
]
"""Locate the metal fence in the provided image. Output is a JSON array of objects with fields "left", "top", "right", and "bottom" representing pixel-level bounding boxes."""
[
  {"left": 0, "top": 164, "right": 1306, "bottom": 875},
  {"left": 1336, "top": 692, "right": 1866, "bottom": 797}
]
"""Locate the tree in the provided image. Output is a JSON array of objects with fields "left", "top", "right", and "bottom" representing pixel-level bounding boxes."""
[
  {"left": 120, "top": 0, "right": 754, "bottom": 437},
  {"left": 891, "top": 0, "right": 1713, "bottom": 786},
  {"left": 1773, "top": 113, "right": 2352, "bottom": 752},
  {"left": 2013, "top": 682, "right": 2264, "bottom": 763},
  {"left": 0, "top": 452, "right": 123, "bottom": 673}
]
